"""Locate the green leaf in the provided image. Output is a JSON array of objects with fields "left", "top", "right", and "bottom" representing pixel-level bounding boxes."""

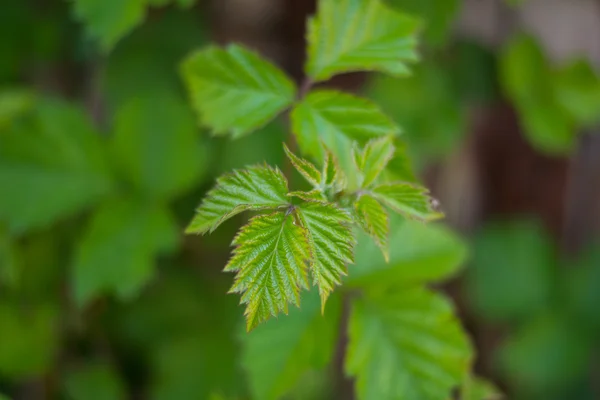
[
  {"left": 283, "top": 143, "right": 322, "bottom": 188},
  {"left": 465, "top": 220, "right": 554, "bottom": 323},
  {"left": 73, "top": 199, "right": 178, "bottom": 306},
  {"left": 0, "top": 303, "right": 59, "bottom": 378},
  {"left": 553, "top": 59, "right": 600, "bottom": 126},
  {"left": 186, "top": 165, "right": 288, "bottom": 235},
  {"left": 0, "top": 98, "right": 113, "bottom": 233},
  {"left": 63, "top": 361, "right": 127, "bottom": 400},
  {"left": 371, "top": 182, "right": 441, "bottom": 221},
  {"left": 182, "top": 44, "right": 296, "bottom": 138},
  {"left": 354, "top": 194, "right": 389, "bottom": 261},
  {"left": 0, "top": 88, "right": 35, "bottom": 130},
  {"left": 111, "top": 93, "right": 207, "bottom": 200},
  {"left": 348, "top": 216, "right": 467, "bottom": 287},
  {"left": 565, "top": 244, "right": 600, "bottom": 331},
  {"left": 296, "top": 201, "right": 355, "bottom": 309},
  {"left": 306, "top": 0, "right": 419, "bottom": 81},
  {"left": 226, "top": 212, "right": 311, "bottom": 331},
  {"left": 242, "top": 290, "right": 341, "bottom": 400},
  {"left": 71, "top": 0, "right": 146, "bottom": 51},
  {"left": 498, "top": 313, "right": 591, "bottom": 396},
  {"left": 461, "top": 375, "right": 503, "bottom": 400},
  {"left": 291, "top": 90, "right": 399, "bottom": 187},
  {"left": 0, "top": 230, "right": 18, "bottom": 288},
  {"left": 387, "top": 0, "right": 459, "bottom": 46},
  {"left": 346, "top": 287, "right": 472, "bottom": 400},
  {"left": 354, "top": 136, "right": 395, "bottom": 188}
]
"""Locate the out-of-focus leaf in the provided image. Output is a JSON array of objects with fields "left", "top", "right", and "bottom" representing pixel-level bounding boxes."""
[
  {"left": 367, "top": 64, "right": 466, "bottom": 165},
  {"left": 346, "top": 287, "right": 472, "bottom": 400},
  {"left": 371, "top": 182, "right": 441, "bottom": 221},
  {"left": 348, "top": 216, "right": 467, "bottom": 287},
  {"left": 0, "top": 98, "right": 113, "bottom": 234},
  {"left": 181, "top": 44, "right": 296, "bottom": 138},
  {"left": 0, "top": 393, "right": 10, "bottom": 400},
  {"left": 63, "top": 361, "right": 127, "bottom": 400},
  {"left": 461, "top": 375, "right": 503, "bottom": 400},
  {"left": 387, "top": 0, "right": 459, "bottom": 46},
  {"left": 0, "top": 89, "right": 35, "bottom": 130},
  {"left": 291, "top": 90, "right": 399, "bottom": 188},
  {"left": 0, "top": 230, "right": 18, "bottom": 288},
  {"left": 0, "top": 303, "right": 59, "bottom": 378},
  {"left": 0, "top": 3, "right": 31, "bottom": 82},
  {"left": 71, "top": 0, "right": 146, "bottom": 51},
  {"left": 111, "top": 93, "right": 207, "bottom": 200},
  {"left": 498, "top": 313, "right": 591, "bottom": 397},
  {"left": 73, "top": 199, "right": 178, "bottom": 306},
  {"left": 104, "top": 9, "right": 207, "bottom": 111},
  {"left": 242, "top": 291, "right": 341, "bottom": 400},
  {"left": 553, "top": 59, "right": 600, "bottom": 126},
  {"left": 306, "top": 0, "right": 419, "bottom": 81},
  {"left": 466, "top": 220, "right": 554, "bottom": 323},
  {"left": 450, "top": 41, "right": 499, "bottom": 104},
  {"left": 565, "top": 244, "right": 600, "bottom": 332}
]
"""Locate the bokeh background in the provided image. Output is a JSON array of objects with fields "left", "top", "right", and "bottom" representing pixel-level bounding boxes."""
[{"left": 1, "top": 0, "right": 600, "bottom": 399}]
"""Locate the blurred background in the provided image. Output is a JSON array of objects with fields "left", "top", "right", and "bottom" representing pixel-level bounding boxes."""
[{"left": 1, "top": 0, "right": 600, "bottom": 399}]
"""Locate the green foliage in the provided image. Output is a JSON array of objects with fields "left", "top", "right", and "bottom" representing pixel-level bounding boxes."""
[
  {"left": 461, "top": 375, "right": 503, "bottom": 400},
  {"left": 306, "top": 0, "right": 419, "bottom": 81},
  {"left": 0, "top": 98, "right": 113, "bottom": 234},
  {"left": 466, "top": 220, "right": 554, "bottom": 323},
  {"left": 387, "top": 0, "right": 459, "bottom": 46},
  {"left": 71, "top": 0, "right": 197, "bottom": 51},
  {"left": 63, "top": 361, "right": 127, "bottom": 400},
  {"left": 182, "top": 45, "right": 297, "bottom": 138},
  {"left": 242, "top": 291, "right": 340, "bottom": 400},
  {"left": 346, "top": 287, "right": 473, "bottom": 400},
  {"left": 500, "top": 34, "right": 600, "bottom": 154},
  {"left": 73, "top": 199, "right": 178, "bottom": 305}
]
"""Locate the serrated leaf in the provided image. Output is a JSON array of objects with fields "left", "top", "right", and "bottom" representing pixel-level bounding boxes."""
[
  {"left": 63, "top": 361, "right": 127, "bottom": 400},
  {"left": 71, "top": 0, "right": 146, "bottom": 51},
  {"left": 355, "top": 136, "right": 395, "bottom": 188},
  {"left": 0, "top": 98, "right": 113, "bottom": 233},
  {"left": 346, "top": 287, "right": 472, "bottom": 400},
  {"left": 296, "top": 201, "right": 355, "bottom": 309},
  {"left": 372, "top": 182, "right": 441, "bottom": 221},
  {"left": 283, "top": 143, "right": 321, "bottom": 188},
  {"left": 73, "top": 199, "right": 178, "bottom": 306},
  {"left": 348, "top": 215, "right": 467, "bottom": 287},
  {"left": 182, "top": 44, "right": 296, "bottom": 137},
  {"left": 354, "top": 194, "right": 389, "bottom": 261},
  {"left": 306, "top": 0, "right": 419, "bottom": 81},
  {"left": 288, "top": 190, "right": 327, "bottom": 202},
  {"left": 111, "top": 92, "right": 207, "bottom": 201},
  {"left": 322, "top": 147, "right": 346, "bottom": 192},
  {"left": 226, "top": 212, "right": 311, "bottom": 331},
  {"left": 186, "top": 165, "right": 289, "bottom": 235},
  {"left": 242, "top": 290, "right": 341, "bottom": 400},
  {"left": 291, "top": 90, "right": 399, "bottom": 188}
]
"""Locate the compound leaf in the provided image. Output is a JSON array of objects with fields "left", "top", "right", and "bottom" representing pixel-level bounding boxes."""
[
  {"left": 182, "top": 44, "right": 296, "bottom": 138},
  {"left": 346, "top": 287, "right": 472, "bottom": 400},
  {"left": 372, "top": 182, "right": 441, "bottom": 221},
  {"left": 242, "top": 290, "right": 341, "bottom": 400},
  {"left": 291, "top": 90, "right": 399, "bottom": 187},
  {"left": 354, "top": 194, "right": 389, "bottom": 261},
  {"left": 296, "top": 201, "right": 355, "bottom": 310},
  {"left": 186, "top": 165, "right": 289, "bottom": 235},
  {"left": 283, "top": 143, "right": 322, "bottom": 188},
  {"left": 306, "top": 0, "right": 419, "bottom": 81},
  {"left": 355, "top": 136, "right": 395, "bottom": 188},
  {"left": 226, "top": 212, "right": 311, "bottom": 331}
]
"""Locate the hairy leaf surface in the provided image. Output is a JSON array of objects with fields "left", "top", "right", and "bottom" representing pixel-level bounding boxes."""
[
  {"left": 296, "top": 202, "right": 355, "bottom": 310},
  {"left": 283, "top": 143, "right": 321, "bottom": 188},
  {"left": 226, "top": 212, "right": 311, "bottom": 331},
  {"left": 355, "top": 136, "right": 396, "bottom": 188},
  {"left": 346, "top": 287, "right": 472, "bottom": 400},
  {"left": 306, "top": 0, "right": 419, "bottom": 81},
  {"left": 372, "top": 183, "right": 441, "bottom": 221},
  {"left": 182, "top": 45, "right": 296, "bottom": 137},
  {"left": 354, "top": 194, "right": 389, "bottom": 261},
  {"left": 186, "top": 165, "right": 288, "bottom": 234}
]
